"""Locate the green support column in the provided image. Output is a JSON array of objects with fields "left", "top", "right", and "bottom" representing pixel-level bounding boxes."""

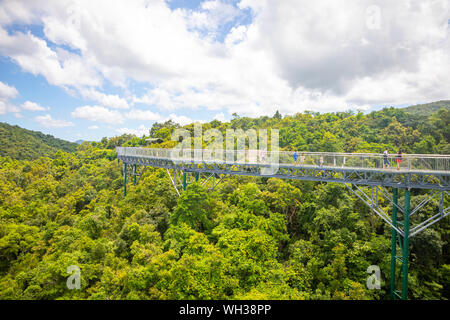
[
  {"left": 401, "top": 189, "right": 411, "bottom": 300},
  {"left": 133, "top": 164, "right": 137, "bottom": 186},
  {"left": 195, "top": 172, "right": 200, "bottom": 183},
  {"left": 390, "top": 188, "right": 398, "bottom": 300},
  {"left": 182, "top": 171, "right": 187, "bottom": 190},
  {"left": 123, "top": 163, "right": 127, "bottom": 197}
]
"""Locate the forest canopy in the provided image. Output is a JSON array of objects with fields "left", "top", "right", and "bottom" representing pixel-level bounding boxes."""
[
  {"left": 0, "top": 122, "right": 78, "bottom": 160},
  {"left": 0, "top": 105, "right": 449, "bottom": 300}
]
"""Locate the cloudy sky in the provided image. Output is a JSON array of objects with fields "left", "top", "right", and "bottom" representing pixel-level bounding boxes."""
[{"left": 0, "top": 0, "right": 449, "bottom": 141}]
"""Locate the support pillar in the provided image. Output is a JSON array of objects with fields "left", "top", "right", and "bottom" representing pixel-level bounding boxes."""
[
  {"left": 390, "top": 188, "right": 411, "bottom": 300},
  {"left": 123, "top": 163, "right": 127, "bottom": 197},
  {"left": 401, "top": 189, "right": 411, "bottom": 300},
  {"left": 195, "top": 172, "right": 200, "bottom": 183},
  {"left": 390, "top": 188, "right": 398, "bottom": 299},
  {"left": 133, "top": 164, "right": 137, "bottom": 186},
  {"left": 182, "top": 171, "right": 187, "bottom": 191}
]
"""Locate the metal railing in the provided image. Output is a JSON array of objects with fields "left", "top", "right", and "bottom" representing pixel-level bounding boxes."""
[{"left": 116, "top": 147, "right": 450, "bottom": 172}]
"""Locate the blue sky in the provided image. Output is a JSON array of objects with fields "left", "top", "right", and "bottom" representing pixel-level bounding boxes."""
[{"left": 0, "top": 1, "right": 449, "bottom": 142}]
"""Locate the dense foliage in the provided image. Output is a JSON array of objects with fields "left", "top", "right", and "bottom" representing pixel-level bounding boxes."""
[
  {"left": 0, "top": 106, "right": 449, "bottom": 300},
  {"left": 0, "top": 122, "right": 78, "bottom": 160},
  {"left": 403, "top": 100, "right": 450, "bottom": 117}
]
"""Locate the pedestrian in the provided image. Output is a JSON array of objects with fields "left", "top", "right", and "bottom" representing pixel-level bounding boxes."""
[
  {"left": 300, "top": 153, "right": 305, "bottom": 165},
  {"left": 293, "top": 151, "right": 298, "bottom": 165},
  {"left": 383, "top": 147, "right": 390, "bottom": 168},
  {"left": 319, "top": 154, "right": 324, "bottom": 167},
  {"left": 396, "top": 148, "right": 403, "bottom": 170},
  {"left": 260, "top": 149, "right": 266, "bottom": 163}
]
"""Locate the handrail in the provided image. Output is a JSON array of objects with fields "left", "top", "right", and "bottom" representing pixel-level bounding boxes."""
[
  {"left": 117, "top": 147, "right": 449, "bottom": 158},
  {"left": 116, "top": 147, "right": 450, "bottom": 172}
]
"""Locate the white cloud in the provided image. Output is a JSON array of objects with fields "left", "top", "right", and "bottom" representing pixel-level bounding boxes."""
[
  {"left": 225, "top": 25, "right": 247, "bottom": 46},
  {"left": 0, "top": 81, "right": 19, "bottom": 114},
  {"left": 71, "top": 105, "right": 123, "bottom": 124},
  {"left": 166, "top": 113, "right": 194, "bottom": 126},
  {"left": 237, "top": 0, "right": 450, "bottom": 107},
  {"left": 21, "top": 100, "right": 49, "bottom": 111},
  {"left": 35, "top": 114, "right": 74, "bottom": 127},
  {"left": 0, "top": 81, "right": 18, "bottom": 99},
  {"left": 0, "top": 0, "right": 40, "bottom": 25},
  {"left": 115, "top": 115, "right": 204, "bottom": 137},
  {"left": 88, "top": 125, "right": 99, "bottom": 129},
  {"left": 116, "top": 125, "right": 150, "bottom": 137},
  {"left": 184, "top": 0, "right": 242, "bottom": 38},
  {"left": 80, "top": 88, "right": 130, "bottom": 109},
  {"left": 0, "top": 101, "right": 5, "bottom": 114},
  {"left": 125, "top": 109, "right": 163, "bottom": 121},
  {"left": 0, "top": 81, "right": 53, "bottom": 115},
  {"left": 0, "top": 26, "right": 100, "bottom": 89},
  {"left": 0, "top": 0, "right": 449, "bottom": 121},
  {"left": 0, "top": 101, "right": 7, "bottom": 114},
  {"left": 166, "top": 113, "right": 205, "bottom": 126},
  {"left": 213, "top": 112, "right": 226, "bottom": 122}
]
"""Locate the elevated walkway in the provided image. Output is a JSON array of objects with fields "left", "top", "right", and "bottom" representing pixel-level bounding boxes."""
[{"left": 117, "top": 147, "right": 450, "bottom": 190}]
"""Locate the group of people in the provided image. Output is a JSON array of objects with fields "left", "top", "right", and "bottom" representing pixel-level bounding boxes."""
[
  {"left": 290, "top": 148, "right": 404, "bottom": 170},
  {"left": 293, "top": 151, "right": 312, "bottom": 166},
  {"left": 293, "top": 151, "right": 324, "bottom": 166},
  {"left": 383, "top": 147, "right": 404, "bottom": 170}
]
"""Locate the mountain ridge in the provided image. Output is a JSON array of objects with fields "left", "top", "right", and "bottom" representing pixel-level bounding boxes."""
[
  {"left": 0, "top": 122, "right": 78, "bottom": 160},
  {"left": 402, "top": 100, "right": 450, "bottom": 116}
]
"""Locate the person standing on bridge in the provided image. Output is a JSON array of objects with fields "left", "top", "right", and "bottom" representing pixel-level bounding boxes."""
[
  {"left": 319, "top": 154, "right": 324, "bottom": 167},
  {"left": 383, "top": 147, "right": 390, "bottom": 168},
  {"left": 396, "top": 149, "right": 403, "bottom": 170},
  {"left": 260, "top": 149, "right": 266, "bottom": 163},
  {"left": 293, "top": 151, "right": 298, "bottom": 165},
  {"left": 300, "top": 153, "right": 305, "bottom": 165}
]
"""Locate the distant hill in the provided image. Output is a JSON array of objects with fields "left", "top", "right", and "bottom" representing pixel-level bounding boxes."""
[
  {"left": 402, "top": 100, "right": 450, "bottom": 117},
  {"left": 0, "top": 122, "right": 78, "bottom": 160}
]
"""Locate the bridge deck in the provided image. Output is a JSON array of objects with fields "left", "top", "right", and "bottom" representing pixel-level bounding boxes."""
[
  {"left": 117, "top": 148, "right": 450, "bottom": 190},
  {"left": 120, "top": 153, "right": 450, "bottom": 176}
]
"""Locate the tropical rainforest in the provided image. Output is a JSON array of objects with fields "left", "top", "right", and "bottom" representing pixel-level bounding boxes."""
[
  {"left": 0, "top": 103, "right": 449, "bottom": 300},
  {"left": 0, "top": 122, "right": 78, "bottom": 160}
]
